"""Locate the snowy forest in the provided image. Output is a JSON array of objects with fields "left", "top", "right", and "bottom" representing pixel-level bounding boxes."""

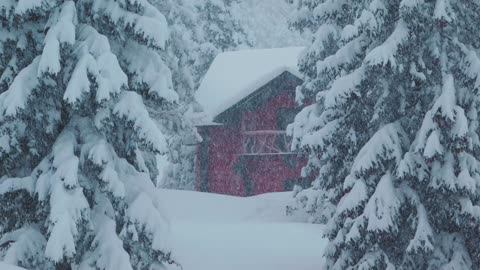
[{"left": 1, "top": 0, "right": 480, "bottom": 269}]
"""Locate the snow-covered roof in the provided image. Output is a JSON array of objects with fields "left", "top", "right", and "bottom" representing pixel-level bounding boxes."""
[{"left": 196, "top": 47, "right": 305, "bottom": 119}]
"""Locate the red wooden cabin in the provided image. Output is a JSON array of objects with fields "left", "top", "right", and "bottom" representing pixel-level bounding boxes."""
[{"left": 195, "top": 47, "right": 310, "bottom": 196}]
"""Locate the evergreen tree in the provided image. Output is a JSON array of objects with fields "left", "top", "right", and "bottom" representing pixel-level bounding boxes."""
[
  {"left": 149, "top": 0, "right": 206, "bottom": 191},
  {"left": 195, "top": 0, "right": 252, "bottom": 52},
  {"left": 288, "top": 0, "right": 480, "bottom": 268},
  {"left": 151, "top": 0, "right": 251, "bottom": 190},
  {"left": 0, "top": 0, "right": 177, "bottom": 269}
]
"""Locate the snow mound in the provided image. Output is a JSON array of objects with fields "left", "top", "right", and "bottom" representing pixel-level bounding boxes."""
[
  {"left": 195, "top": 47, "right": 305, "bottom": 119},
  {"left": 158, "top": 189, "right": 327, "bottom": 270},
  {"left": 0, "top": 262, "right": 27, "bottom": 270},
  {"left": 158, "top": 189, "right": 303, "bottom": 223}
]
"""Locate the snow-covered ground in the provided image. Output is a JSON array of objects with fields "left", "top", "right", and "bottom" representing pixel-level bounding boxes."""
[
  {"left": 159, "top": 189, "right": 327, "bottom": 270},
  {"left": 0, "top": 262, "right": 26, "bottom": 270}
]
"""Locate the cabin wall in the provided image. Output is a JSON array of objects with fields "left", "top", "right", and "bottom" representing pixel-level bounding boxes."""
[
  {"left": 196, "top": 73, "right": 308, "bottom": 196},
  {"left": 239, "top": 88, "right": 305, "bottom": 195},
  {"left": 241, "top": 90, "right": 296, "bottom": 131},
  {"left": 242, "top": 155, "right": 306, "bottom": 195},
  {"left": 197, "top": 125, "right": 246, "bottom": 196}
]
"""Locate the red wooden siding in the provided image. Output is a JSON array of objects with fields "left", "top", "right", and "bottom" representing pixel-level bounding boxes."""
[
  {"left": 241, "top": 90, "right": 296, "bottom": 131},
  {"left": 242, "top": 154, "right": 305, "bottom": 194},
  {"left": 196, "top": 72, "right": 309, "bottom": 196}
]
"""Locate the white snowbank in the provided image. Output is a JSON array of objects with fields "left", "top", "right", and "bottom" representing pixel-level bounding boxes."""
[
  {"left": 158, "top": 189, "right": 327, "bottom": 270},
  {"left": 0, "top": 262, "right": 26, "bottom": 270},
  {"left": 169, "top": 222, "right": 324, "bottom": 270},
  {"left": 195, "top": 47, "right": 305, "bottom": 119},
  {"left": 158, "top": 189, "right": 301, "bottom": 223}
]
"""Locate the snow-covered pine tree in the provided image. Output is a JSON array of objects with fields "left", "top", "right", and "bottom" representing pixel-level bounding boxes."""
[
  {"left": 157, "top": 0, "right": 252, "bottom": 96},
  {"left": 0, "top": 1, "right": 178, "bottom": 269},
  {"left": 195, "top": 0, "right": 252, "bottom": 52},
  {"left": 146, "top": 0, "right": 204, "bottom": 191},
  {"left": 288, "top": 0, "right": 480, "bottom": 268},
  {"left": 154, "top": 0, "right": 198, "bottom": 101},
  {"left": 150, "top": 0, "right": 253, "bottom": 190}
]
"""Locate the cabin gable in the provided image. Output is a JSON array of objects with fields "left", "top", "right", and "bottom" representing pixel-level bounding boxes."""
[{"left": 214, "top": 71, "right": 302, "bottom": 125}]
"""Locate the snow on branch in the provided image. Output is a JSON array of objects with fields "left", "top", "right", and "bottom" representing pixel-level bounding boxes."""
[
  {"left": 38, "top": 1, "right": 76, "bottom": 76},
  {"left": 122, "top": 42, "right": 177, "bottom": 102},
  {"left": 456, "top": 154, "right": 479, "bottom": 194},
  {"left": 316, "top": 35, "right": 367, "bottom": 76},
  {"left": 313, "top": 0, "right": 347, "bottom": 19},
  {"left": 423, "top": 130, "right": 443, "bottom": 159},
  {"left": 435, "top": 233, "right": 473, "bottom": 269},
  {"left": 341, "top": 5, "right": 386, "bottom": 43},
  {"left": 88, "top": 213, "right": 133, "bottom": 270},
  {"left": 400, "top": 0, "right": 424, "bottom": 9},
  {"left": 354, "top": 249, "right": 395, "bottom": 270},
  {"left": 337, "top": 179, "right": 368, "bottom": 215},
  {"left": 123, "top": 193, "right": 171, "bottom": 252},
  {"left": 0, "top": 226, "right": 48, "bottom": 268},
  {"left": 406, "top": 203, "right": 434, "bottom": 254},
  {"left": 454, "top": 40, "right": 480, "bottom": 91},
  {"left": 397, "top": 185, "right": 435, "bottom": 254},
  {"left": 14, "top": 0, "right": 55, "bottom": 15},
  {"left": 44, "top": 177, "right": 89, "bottom": 263},
  {"left": 90, "top": 0, "right": 169, "bottom": 50},
  {"left": 64, "top": 25, "right": 127, "bottom": 105},
  {"left": 83, "top": 137, "right": 114, "bottom": 167},
  {"left": 413, "top": 114, "right": 436, "bottom": 153},
  {"left": 41, "top": 129, "right": 89, "bottom": 263},
  {"left": 0, "top": 56, "right": 18, "bottom": 89},
  {"left": 77, "top": 117, "right": 126, "bottom": 199},
  {"left": 434, "top": 0, "right": 454, "bottom": 22},
  {"left": 0, "top": 57, "right": 40, "bottom": 117},
  {"left": 345, "top": 215, "right": 365, "bottom": 243},
  {"left": 431, "top": 74, "right": 456, "bottom": 122},
  {"left": 80, "top": 130, "right": 127, "bottom": 199},
  {"left": 0, "top": 0, "right": 15, "bottom": 15},
  {"left": 429, "top": 152, "right": 456, "bottom": 191},
  {"left": 0, "top": 176, "right": 35, "bottom": 196},
  {"left": 113, "top": 91, "right": 168, "bottom": 154},
  {"left": 397, "top": 152, "right": 429, "bottom": 182},
  {"left": 351, "top": 123, "right": 405, "bottom": 177},
  {"left": 365, "top": 20, "right": 409, "bottom": 68},
  {"left": 459, "top": 197, "right": 480, "bottom": 222},
  {"left": 364, "top": 173, "right": 402, "bottom": 233},
  {"left": 51, "top": 130, "right": 78, "bottom": 186},
  {"left": 310, "top": 24, "right": 339, "bottom": 56},
  {"left": 324, "top": 66, "right": 365, "bottom": 109},
  {"left": 451, "top": 107, "right": 468, "bottom": 139},
  {"left": 301, "top": 118, "right": 340, "bottom": 150}
]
